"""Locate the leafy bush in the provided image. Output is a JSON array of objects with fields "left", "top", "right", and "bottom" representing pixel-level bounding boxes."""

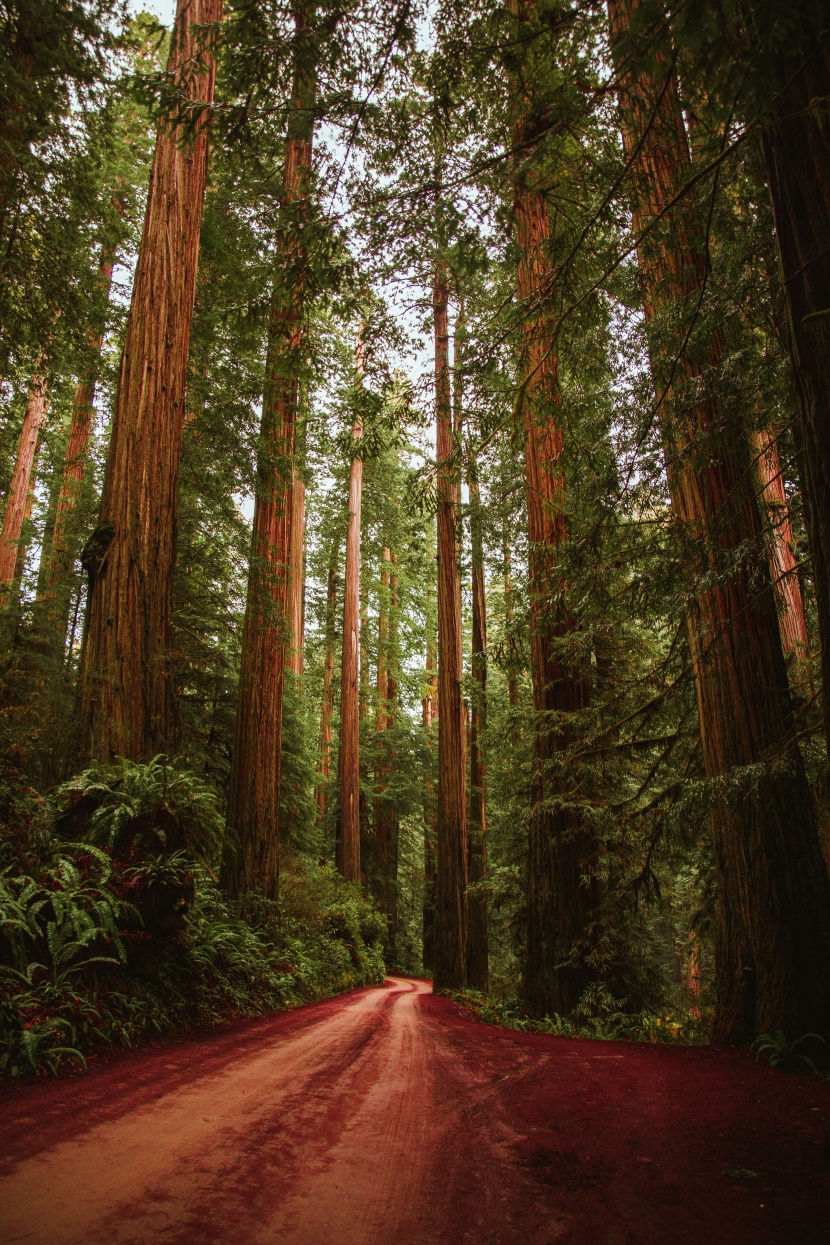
[
  {"left": 0, "top": 760, "right": 387, "bottom": 1076},
  {"left": 453, "top": 986, "right": 709, "bottom": 1046}
]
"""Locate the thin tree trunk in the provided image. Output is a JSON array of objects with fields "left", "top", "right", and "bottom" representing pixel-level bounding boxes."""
[
  {"left": 422, "top": 627, "right": 438, "bottom": 972},
  {"left": 508, "top": 0, "right": 595, "bottom": 1018},
  {"left": 751, "top": 425, "right": 809, "bottom": 661},
  {"left": 609, "top": 0, "right": 830, "bottom": 1041},
  {"left": 385, "top": 552, "right": 400, "bottom": 958},
  {"left": 336, "top": 331, "right": 364, "bottom": 882},
  {"left": 0, "top": 371, "right": 48, "bottom": 602},
  {"left": 315, "top": 553, "right": 338, "bottom": 823},
  {"left": 40, "top": 233, "right": 118, "bottom": 648},
  {"left": 78, "top": 0, "right": 222, "bottom": 762},
  {"left": 222, "top": 0, "right": 314, "bottom": 899},
  {"left": 503, "top": 524, "right": 519, "bottom": 714},
  {"left": 759, "top": 7, "right": 830, "bottom": 752},
  {"left": 467, "top": 446, "right": 489, "bottom": 991},
  {"left": 287, "top": 406, "right": 306, "bottom": 678},
  {"left": 433, "top": 258, "right": 467, "bottom": 990}
]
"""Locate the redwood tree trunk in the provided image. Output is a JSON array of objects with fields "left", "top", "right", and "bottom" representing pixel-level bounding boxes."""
[
  {"left": 336, "top": 333, "right": 364, "bottom": 882},
  {"left": 759, "top": 7, "right": 830, "bottom": 748},
  {"left": 609, "top": 0, "right": 830, "bottom": 1041},
  {"left": 0, "top": 371, "right": 48, "bottom": 602},
  {"left": 287, "top": 405, "right": 306, "bottom": 679},
  {"left": 422, "top": 630, "right": 438, "bottom": 972},
  {"left": 78, "top": 0, "right": 222, "bottom": 762},
  {"left": 315, "top": 554, "right": 338, "bottom": 823},
  {"left": 433, "top": 259, "right": 467, "bottom": 990},
  {"left": 509, "top": 0, "right": 595, "bottom": 1018},
  {"left": 457, "top": 304, "right": 488, "bottom": 991},
  {"left": 222, "top": 0, "right": 314, "bottom": 899},
  {"left": 751, "top": 425, "right": 809, "bottom": 661},
  {"left": 40, "top": 236, "right": 118, "bottom": 647}
]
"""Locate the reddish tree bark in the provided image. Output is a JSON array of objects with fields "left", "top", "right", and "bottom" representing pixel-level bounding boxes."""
[
  {"left": 336, "top": 333, "right": 364, "bottom": 882},
  {"left": 78, "top": 0, "right": 223, "bottom": 762},
  {"left": 0, "top": 371, "right": 48, "bottom": 601},
  {"left": 751, "top": 425, "right": 809, "bottom": 661},
  {"left": 287, "top": 442, "right": 306, "bottom": 678},
  {"left": 759, "top": 6, "right": 830, "bottom": 750},
  {"left": 315, "top": 554, "right": 338, "bottom": 823},
  {"left": 433, "top": 259, "right": 467, "bottom": 990},
  {"left": 609, "top": 0, "right": 830, "bottom": 1041},
  {"left": 422, "top": 626, "right": 438, "bottom": 972},
  {"left": 40, "top": 231, "right": 119, "bottom": 647},
  {"left": 508, "top": 0, "right": 595, "bottom": 1018},
  {"left": 454, "top": 304, "right": 488, "bottom": 991},
  {"left": 222, "top": 0, "right": 315, "bottom": 899}
]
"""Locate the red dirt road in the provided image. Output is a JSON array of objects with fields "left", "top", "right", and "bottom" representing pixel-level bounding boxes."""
[{"left": 1, "top": 977, "right": 828, "bottom": 1244}]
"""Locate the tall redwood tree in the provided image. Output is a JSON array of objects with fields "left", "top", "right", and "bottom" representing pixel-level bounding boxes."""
[
  {"left": 433, "top": 258, "right": 467, "bottom": 990},
  {"left": 758, "top": 3, "right": 830, "bottom": 749},
  {"left": 79, "top": 0, "right": 223, "bottom": 761},
  {"left": 336, "top": 332, "right": 364, "bottom": 882},
  {"left": 508, "top": 0, "right": 595, "bottom": 1018},
  {"left": 609, "top": 0, "right": 830, "bottom": 1041},
  {"left": 223, "top": 0, "right": 316, "bottom": 898}
]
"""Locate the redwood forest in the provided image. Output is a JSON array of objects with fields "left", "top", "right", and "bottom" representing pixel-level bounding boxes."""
[{"left": 1, "top": 0, "right": 830, "bottom": 1239}]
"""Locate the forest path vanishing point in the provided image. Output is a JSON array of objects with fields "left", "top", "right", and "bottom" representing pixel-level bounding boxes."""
[{"left": 1, "top": 977, "right": 829, "bottom": 1245}]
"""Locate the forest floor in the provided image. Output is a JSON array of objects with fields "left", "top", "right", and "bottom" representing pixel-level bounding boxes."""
[{"left": 0, "top": 977, "right": 828, "bottom": 1245}]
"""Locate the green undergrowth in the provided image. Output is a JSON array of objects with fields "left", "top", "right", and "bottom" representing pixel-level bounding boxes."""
[
  {"left": 451, "top": 984, "right": 710, "bottom": 1046},
  {"left": 0, "top": 757, "right": 386, "bottom": 1076}
]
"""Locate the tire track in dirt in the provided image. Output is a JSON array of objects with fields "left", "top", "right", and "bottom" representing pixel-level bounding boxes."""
[{"left": 1, "top": 978, "right": 829, "bottom": 1245}]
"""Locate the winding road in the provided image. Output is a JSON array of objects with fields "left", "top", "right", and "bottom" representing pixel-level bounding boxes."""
[{"left": 1, "top": 977, "right": 828, "bottom": 1244}]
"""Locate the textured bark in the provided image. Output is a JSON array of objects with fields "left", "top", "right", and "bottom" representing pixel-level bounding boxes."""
[
  {"left": 222, "top": 0, "right": 314, "bottom": 899},
  {"left": 509, "top": 0, "right": 595, "bottom": 1018},
  {"left": 467, "top": 447, "right": 489, "bottom": 991},
  {"left": 336, "top": 334, "right": 364, "bottom": 883},
  {"left": 503, "top": 525, "right": 519, "bottom": 714},
  {"left": 433, "top": 260, "right": 467, "bottom": 991},
  {"left": 288, "top": 400, "right": 308, "bottom": 677},
  {"left": 457, "top": 306, "right": 488, "bottom": 991},
  {"left": 374, "top": 548, "right": 399, "bottom": 956},
  {"left": 40, "top": 237, "right": 117, "bottom": 648},
  {"left": 315, "top": 554, "right": 338, "bottom": 823},
  {"left": 0, "top": 371, "right": 48, "bottom": 600},
  {"left": 609, "top": 0, "right": 830, "bottom": 1041},
  {"left": 751, "top": 425, "right": 809, "bottom": 660},
  {"left": 422, "top": 632, "right": 438, "bottom": 972},
  {"left": 0, "top": 15, "right": 35, "bottom": 259},
  {"left": 78, "top": 0, "right": 222, "bottom": 762},
  {"left": 759, "top": 9, "right": 830, "bottom": 748}
]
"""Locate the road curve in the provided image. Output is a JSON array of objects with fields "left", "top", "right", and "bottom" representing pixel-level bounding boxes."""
[{"left": 1, "top": 976, "right": 829, "bottom": 1244}]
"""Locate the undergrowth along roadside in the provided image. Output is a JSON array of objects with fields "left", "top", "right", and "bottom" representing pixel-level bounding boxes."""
[
  {"left": 0, "top": 757, "right": 386, "bottom": 1076},
  {"left": 450, "top": 985, "right": 710, "bottom": 1046}
]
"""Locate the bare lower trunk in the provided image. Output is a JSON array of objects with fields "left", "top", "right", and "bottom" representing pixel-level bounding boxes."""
[
  {"left": 467, "top": 450, "right": 489, "bottom": 991},
  {"left": 316, "top": 556, "right": 338, "bottom": 823},
  {"left": 422, "top": 633, "right": 438, "bottom": 972},
  {"left": 751, "top": 425, "right": 809, "bottom": 661},
  {"left": 78, "top": 0, "right": 222, "bottom": 762},
  {"left": 0, "top": 372, "right": 48, "bottom": 602},
  {"left": 222, "top": 0, "right": 314, "bottom": 899},
  {"left": 433, "top": 259, "right": 467, "bottom": 991},
  {"left": 457, "top": 304, "right": 488, "bottom": 991},
  {"left": 336, "top": 333, "right": 364, "bottom": 883},
  {"left": 609, "top": 0, "right": 830, "bottom": 1041},
  {"left": 287, "top": 467, "right": 305, "bottom": 677}
]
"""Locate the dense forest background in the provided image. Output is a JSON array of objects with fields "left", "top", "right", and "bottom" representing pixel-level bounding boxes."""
[{"left": 1, "top": 0, "right": 829, "bottom": 1074}]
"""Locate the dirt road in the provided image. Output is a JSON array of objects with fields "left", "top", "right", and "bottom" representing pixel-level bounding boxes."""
[{"left": 1, "top": 977, "right": 828, "bottom": 1244}]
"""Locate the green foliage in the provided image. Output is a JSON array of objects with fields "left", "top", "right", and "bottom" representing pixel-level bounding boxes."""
[
  {"left": 453, "top": 985, "right": 710, "bottom": 1047},
  {"left": 752, "top": 1032, "right": 827, "bottom": 1076},
  {"left": 0, "top": 761, "right": 387, "bottom": 1076}
]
